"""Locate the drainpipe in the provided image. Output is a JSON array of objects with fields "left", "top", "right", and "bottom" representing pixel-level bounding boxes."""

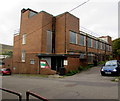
[{"left": 65, "top": 12, "right": 67, "bottom": 54}]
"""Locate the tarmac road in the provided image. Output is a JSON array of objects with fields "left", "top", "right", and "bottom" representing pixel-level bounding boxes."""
[{"left": 1, "top": 66, "right": 119, "bottom": 100}]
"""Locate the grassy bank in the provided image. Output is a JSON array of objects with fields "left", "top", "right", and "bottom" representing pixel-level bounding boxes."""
[{"left": 65, "top": 64, "right": 94, "bottom": 76}]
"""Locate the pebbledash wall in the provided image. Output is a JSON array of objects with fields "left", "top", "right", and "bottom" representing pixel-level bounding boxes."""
[{"left": 9, "top": 8, "right": 112, "bottom": 74}]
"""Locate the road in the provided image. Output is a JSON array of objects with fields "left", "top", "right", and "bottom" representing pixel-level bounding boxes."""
[{"left": 1, "top": 66, "right": 119, "bottom": 100}]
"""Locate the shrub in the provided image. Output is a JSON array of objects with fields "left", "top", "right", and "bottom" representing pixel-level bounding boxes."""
[{"left": 65, "top": 64, "right": 94, "bottom": 76}]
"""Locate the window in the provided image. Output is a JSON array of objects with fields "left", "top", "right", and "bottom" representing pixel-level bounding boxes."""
[
  {"left": 106, "top": 45, "right": 109, "bottom": 51},
  {"left": 110, "top": 46, "right": 112, "bottom": 51},
  {"left": 30, "top": 60, "right": 35, "bottom": 64},
  {"left": 87, "top": 38, "right": 92, "bottom": 48},
  {"left": 22, "top": 34, "right": 26, "bottom": 45},
  {"left": 70, "top": 31, "right": 77, "bottom": 44},
  {"left": 21, "top": 50, "right": 26, "bottom": 62},
  {"left": 97, "top": 41, "right": 100, "bottom": 49},
  {"left": 80, "top": 35, "right": 85, "bottom": 46},
  {"left": 100, "top": 42, "right": 102, "bottom": 50},
  {"left": 93, "top": 40, "right": 97, "bottom": 49},
  {"left": 46, "top": 30, "right": 52, "bottom": 53},
  {"left": 102, "top": 43, "right": 105, "bottom": 50},
  {"left": 29, "top": 11, "right": 37, "bottom": 18}
]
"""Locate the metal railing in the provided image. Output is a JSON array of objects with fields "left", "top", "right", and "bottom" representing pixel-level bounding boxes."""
[
  {"left": 26, "top": 91, "right": 48, "bottom": 101},
  {"left": 0, "top": 88, "right": 22, "bottom": 101}
]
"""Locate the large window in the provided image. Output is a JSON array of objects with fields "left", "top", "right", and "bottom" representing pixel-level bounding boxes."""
[
  {"left": 106, "top": 45, "right": 109, "bottom": 51},
  {"left": 87, "top": 38, "right": 92, "bottom": 48},
  {"left": 46, "top": 30, "right": 52, "bottom": 53},
  {"left": 97, "top": 41, "right": 100, "bottom": 49},
  {"left": 80, "top": 35, "right": 85, "bottom": 46},
  {"left": 109, "top": 46, "right": 112, "bottom": 51},
  {"left": 100, "top": 42, "right": 102, "bottom": 50},
  {"left": 102, "top": 43, "right": 105, "bottom": 50},
  {"left": 70, "top": 31, "right": 77, "bottom": 44},
  {"left": 22, "top": 34, "right": 26, "bottom": 45},
  {"left": 93, "top": 40, "right": 97, "bottom": 49},
  {"left": 21, "top": 50, "right": 26, "bottom": 62}
]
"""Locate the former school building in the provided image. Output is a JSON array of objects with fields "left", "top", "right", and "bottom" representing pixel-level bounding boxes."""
[{"left": 7, "top": 8, "right": 112, "bottom": 74}]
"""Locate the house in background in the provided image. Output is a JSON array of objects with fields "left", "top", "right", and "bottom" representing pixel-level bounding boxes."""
[
  {"left": 11, "top": 8, "right": 112, "bottom": 74},
  {"left": 0, "top": 44, "right": 13, "bottom": 68}
]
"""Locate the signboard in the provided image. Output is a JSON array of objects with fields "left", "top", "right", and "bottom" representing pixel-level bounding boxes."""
[
  {"left": 64, "top": 60, "right": 68, "bottom": 66},
  {"left": 40, "top": 61, "right": 46, "bottom": 68}
]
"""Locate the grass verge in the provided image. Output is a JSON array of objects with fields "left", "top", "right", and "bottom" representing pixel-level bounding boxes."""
[
  {"left": 65, "top": 64, "right": 94, "bottom": 76},
  {"left": 111, "top": 76, "right": 120, "bottom": 82}
]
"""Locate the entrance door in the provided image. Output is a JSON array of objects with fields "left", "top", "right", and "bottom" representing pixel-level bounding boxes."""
[{"left": 51, "top": 57, "right": 64, "bottom": 72}]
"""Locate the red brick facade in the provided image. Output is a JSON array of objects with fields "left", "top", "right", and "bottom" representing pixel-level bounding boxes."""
[{"left": 11, "top": 8, "right": 112, "bottom": 74}]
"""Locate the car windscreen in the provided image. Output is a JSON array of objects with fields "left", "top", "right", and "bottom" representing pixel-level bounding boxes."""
[
  {"left": 6, "top": 69, "right": 10, "bottom": 71},
  {"left": 105, "top": 61, "right": 117, "bottom": 66}
]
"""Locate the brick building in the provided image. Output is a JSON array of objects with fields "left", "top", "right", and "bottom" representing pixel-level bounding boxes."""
[{"left": 12, "top": 8, "right": 112, "bottom": 74}]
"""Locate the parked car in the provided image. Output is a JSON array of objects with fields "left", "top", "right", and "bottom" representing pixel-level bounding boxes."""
[
  {"left": 0, "top": 68, "right": 11, "bottom": 75},
  {"left": 100, "top": 60, "right": 120, "bottom": 76}
]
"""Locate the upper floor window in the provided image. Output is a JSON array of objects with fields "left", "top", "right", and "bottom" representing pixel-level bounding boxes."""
[
  {"left": 100, "top": 42, "right": 103, "bottom": 50},
  {"left": 102, "top": 43, "right": 105, "bottom": 50},
  {"left": 70, "top": 31, "right": 77, "bottom": 44},
  {"left": 109, "top": 46, "right": 112, "bottom": 51},
  {"left": 80, "top": 35, "right": 85, "bottom": 46},
  {"left": 21, "top": 50, "right": 26, "bottom": 62},
  {"left": 87, "top": 38, "right": 92, "bottom": 48},
  {"left": 22, "top": 34, "right": 26, "bottom": 45},
  {"left": 29, "top": 11, "right": 37, "bottom": 18},
  {"left": 106, "top": 45, "right": 109, "bottom": 51},
  {"left": 97, "top": 41, "right": 100, "bottom": 49},
  {"left": 46, "top": 30, "right": 52, "bottom": 53},
  {"left": 93, "top": 40, "right": 97, "bottom": 49}
]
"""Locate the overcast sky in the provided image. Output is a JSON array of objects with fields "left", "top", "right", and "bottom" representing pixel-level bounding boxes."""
[{"left": 0, "top": 0, "right": 119, "bottom": 45}]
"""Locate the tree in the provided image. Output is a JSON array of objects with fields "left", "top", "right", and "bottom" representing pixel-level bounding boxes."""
[
  {"left": 112, "top": 38, "right": 120, "bottom": 57},
  {"left": 2, "top": 51, "right": 13, "bottom": 57}
]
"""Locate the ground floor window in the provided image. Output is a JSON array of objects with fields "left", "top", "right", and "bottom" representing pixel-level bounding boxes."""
[{"left": 30, "top": 59, "right": 35, "bottom": 64}]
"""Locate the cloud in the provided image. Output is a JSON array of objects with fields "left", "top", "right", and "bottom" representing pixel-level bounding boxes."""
[{"left": 0, "top": 0, "right": 118, "bottom": 45}]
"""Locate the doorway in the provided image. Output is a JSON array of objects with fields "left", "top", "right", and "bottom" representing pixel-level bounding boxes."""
[{"left": 51, "top": 57, "right": 64, "bottom": 72}]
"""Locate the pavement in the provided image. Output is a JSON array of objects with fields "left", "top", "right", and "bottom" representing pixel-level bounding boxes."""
[{"left": 1, "top": 66, "right": 119, "bottom": 100}]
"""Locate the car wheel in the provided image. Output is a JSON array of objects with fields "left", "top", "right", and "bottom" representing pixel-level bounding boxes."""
[
  {"left": 101, "top": 73, "right": 105, "bottom": 76},
  {"left": 2, "top": 73, "right": 4, "bottom": 76}
]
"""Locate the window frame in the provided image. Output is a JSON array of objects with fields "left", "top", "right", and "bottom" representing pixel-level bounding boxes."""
[
  {"left": 22, "top": 34, "right": 26, "bottom": 45},
  {"left": 30, "top": 59, "right": 35, "bottom": 65},
  {"left": 21, "top": 50, "right": 26, "bottom": 62},
  {"left": 79, "top": 34, "right": 85, "bottom": 46},
  {"left": 70, "top": 31, "right": 77, "bottom": 44},
  {"left": 87, "top": 37, "right": 92, "bottom": 48}
]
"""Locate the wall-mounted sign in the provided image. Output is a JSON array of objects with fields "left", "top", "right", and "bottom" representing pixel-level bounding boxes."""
[
  {"left": 40, "top": 61, "right": 46, "bottom": 68},
  {"left": 64, "top": 60, "right": 68, "bottom": 66},
  {"left": 13, "top": 67, "right": 16, "bottom": 70}
]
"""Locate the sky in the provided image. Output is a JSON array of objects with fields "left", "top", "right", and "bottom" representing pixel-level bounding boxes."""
[{"left": 0, "top": 0, "right": 119, "bottom": 45}]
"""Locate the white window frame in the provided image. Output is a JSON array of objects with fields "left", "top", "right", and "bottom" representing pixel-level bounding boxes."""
[
  {"left": 30, "top": 59, "right": 35, "bottom": 64},
  {"left": 21, "top": 50, "right": 26, "bottom": 62},
  {"left": 22, "top": 34, "right": 26, "bottom": 45},
  {"left": 88, "top": 38, "right": 92, "bottom": 48},
  {"left": 70, "top": 31, "right": 77, "bottom": 44},
  {"left": 76, "top": 34, "right": 78, "bottom": 44},
  {"left": 100, "top": 42, "right": 102, "bottom": 50},
  {"left": 80, "top": 35, "right": 85, "bottom": 46}
]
